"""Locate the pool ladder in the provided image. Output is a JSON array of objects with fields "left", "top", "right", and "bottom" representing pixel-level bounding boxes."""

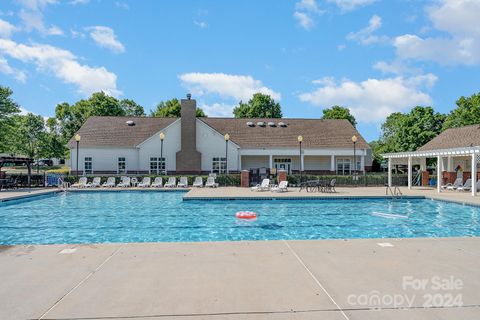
[{"left": 386, "top": 186, "right": 403, "bottom": 199}]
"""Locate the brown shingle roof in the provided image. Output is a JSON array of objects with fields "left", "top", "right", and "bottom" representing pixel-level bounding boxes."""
[
  {"left": 67, "top": 116, "right": 370, "bottom": 149},
  {"left": 418, "top": 124, "right": 480, "bottom": 151},
  {"left": 201, "top": 118, "right": 370, "bottom": 149},
  {"left": 66, "top": 116, "right": 178, "bottom": 148}
]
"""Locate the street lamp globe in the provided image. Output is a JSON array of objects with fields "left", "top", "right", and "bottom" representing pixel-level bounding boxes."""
[
  {"left": 74, "top": 134, "right": 81, "bottom": 142},
  {"left": 159, "top": 132, "right": 165, "bottom": 141},
  {"left": 224, "top": 133, "right": 230, "bottom": 141},
  {"left": 351, "top": 135, "right": 357, "bottom": 143},
  {"left": 297, "top": 135, "right": 303, "bottom": 143}
]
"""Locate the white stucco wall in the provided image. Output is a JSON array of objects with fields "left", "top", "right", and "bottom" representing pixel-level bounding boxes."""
[
  {"left": 70, "top": 147, "right": 139, "bottom": 174},
  {"left": 197, "top": 120, "right": 239, "bottom": 172}
]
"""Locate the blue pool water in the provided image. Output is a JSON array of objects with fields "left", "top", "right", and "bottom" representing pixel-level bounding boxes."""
[{"left": 0, "top": 191, "right": 479, "bottom": 245}]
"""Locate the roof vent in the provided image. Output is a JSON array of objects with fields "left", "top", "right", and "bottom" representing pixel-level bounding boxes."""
[
  {"left": 278, "top": 122, "right": 287, "bottom": 127},
  {"left": 268, "top": 121, "right": 276, "bottom": 127},
  {"left": 126, "top": 120, "right": 135, "bottom": 126},
  {"left": 257, "top": 121, "right": 266, "bottom": 127},
  {"left": 246, "top": 121, "right": 255, "bottom": 127}
]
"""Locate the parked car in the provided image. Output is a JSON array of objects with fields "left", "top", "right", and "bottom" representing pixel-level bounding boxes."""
[{"left": 33, "top": 159, "right": 54, "bottom": 167}]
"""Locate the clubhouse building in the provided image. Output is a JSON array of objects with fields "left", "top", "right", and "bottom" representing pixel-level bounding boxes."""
[{"left": 68, "top": 95, "right": 371, "bottom": 175}]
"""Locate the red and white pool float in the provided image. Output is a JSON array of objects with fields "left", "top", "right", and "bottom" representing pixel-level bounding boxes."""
[{"left": 235, "top": 211, "right": 257, "bottom": 219}]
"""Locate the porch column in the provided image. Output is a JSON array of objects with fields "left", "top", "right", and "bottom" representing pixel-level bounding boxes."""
[
  {"left": 330, "top": 155, "right": 335, "bottom": 172},
  {"left": 447, "top": 155, "right": 452, "bottom": 172},
  {"left": 471, "top": 153, "right": 477, "bottom": 197},
  {"left": 238, "top": 154, "right": 242, "bottom": 171},
  {"left": 407, "top": 156, "right": 412, "bottom": 189},
  {"left": 269, "top": 155, "right": 273, "bottom": 170},
  {"left": 387, "top": 158, "right": 392, "bottom": 187},
  {"left": 437, "top": 155, "right": 442, "bottom": 193},
  {"left": 361, "top": 154, "right": 365, "bottom": 172}
]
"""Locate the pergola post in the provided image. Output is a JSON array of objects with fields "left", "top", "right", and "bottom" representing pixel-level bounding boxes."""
[
  {"left": 437, "top": 155, "right": 442, "bottom": 193},
  {"left": 407, "top": 156, "right": 412, "bottom": 189},
  {"left": 472, "top": 153, "right": 477, "bottom": 197},
  {"left": 387, "top": 157, "right": 392, "bottom": 187}
]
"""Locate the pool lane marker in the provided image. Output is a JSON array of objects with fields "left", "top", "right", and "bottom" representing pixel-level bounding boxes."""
[
  {"left": 39, "top": 244, "right": 124, "bottom": 319},
  {"left": 283, "top": 240, "right": 350, "bottom": 320}
]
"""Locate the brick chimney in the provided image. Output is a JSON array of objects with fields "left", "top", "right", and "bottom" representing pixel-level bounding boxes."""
[{"left": 176, "top": 94, "right": 202, "bottom": 173}]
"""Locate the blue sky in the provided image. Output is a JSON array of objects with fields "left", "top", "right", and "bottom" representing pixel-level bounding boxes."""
[{"left": 0, "top": 0, "right": 479, "bottom": 141}]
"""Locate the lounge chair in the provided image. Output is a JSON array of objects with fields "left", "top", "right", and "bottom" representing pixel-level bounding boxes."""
[
  {"left": 251, "top": 179, "right": 270, "bottom": 191},
  {"left": 324, "top": 179, "right": 337, "bottom": 193},
  {"left": 102, "top": 177, "right": 116, "bottom": 187},
  {"left": 177, "top": 177, "right": 188, "bottom": 188},
  {"left": 192, "top": 177, "right": 203, "bottom": 187},
  {"left": 72, "top": 177, "right": 88, "bottom": 188},
  {"left": 151, "top": 177, "right": 163, "bottom": 188},
  {"left": 87, "top": 177, "right": 101, "bottom": 188},
  {"left": 271, "top": 180, "right": 288, "bottom": 192},
  {"left": 205, "top": 177, "right": 218, "bottom": 188},
  {"left": 117, "top": 176, "right": 131, "bottom": 187},
  {"left": 444, "top": 178, "right": 463, "bottom": 190},
  {"left": 165, "top": 177, "right": 176, "bottom": 188},
  {"left": 138, "top": 177, "right": 151, "bottom": 187},
  {"left": 457, "top": 178, "right": 472, "bottom": 191}
]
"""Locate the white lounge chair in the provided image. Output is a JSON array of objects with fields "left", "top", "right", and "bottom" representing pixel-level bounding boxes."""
[
  {"left": 251, "top": 179, "right": 270, "bottom": 191},
  {"left": 165, "top": 177, "right": 176, "bottom": 188},
  {"left": 72, "top": 177, "right": 88, "bottom": 188},
  {"left": 102, "top": 177, "right": 116, "bottom": 187},
  {"left": 151, "top": 177, "right": 163, "bottom": 188},
  {"left": 458, "top": 178, "right": 472, "bottom": 191},
  {"left": 271, "top": 180, "right": 288, "bottom": 192},
  {"left": 87, "top": 177, "right": 101, "bottom": 188},
  {"left": 205, "top": 177, "right": 218, "bottom": 188},
  {"left": 117, "top": 176, "right": 131, "bottom": 187},
  {"left": 138, "top": 177, "right": 151, "bottom": 187},
  {"left": 193, "top": 177, "right": 203, "bottom": 187},
  {"left": 177, "top": 177, "right": 188, "bottom": 188},
  {"left": 444, "top": 178, "right": 463, "bottom": 190}
]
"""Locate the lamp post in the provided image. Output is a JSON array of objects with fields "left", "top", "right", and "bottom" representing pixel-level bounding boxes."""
[
  {"left": 74, "top": 134, "right": 81, "bottom": 180},
  {"left": 352, "top": 135, "right": 357, "bottom": 185},
  {"left": 159, "top": 132, "right": 165, "bottom": 174},
  {"left": 224, "top": 133, "right": 230, "bottom": 186},
  {"left": 298, "top": 135, "right": 303, "bottom": 185}
]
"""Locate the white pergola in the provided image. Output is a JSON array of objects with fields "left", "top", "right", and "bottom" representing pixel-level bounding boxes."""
[{"left": 383, "top": 146, "right": 480, "bottom": 196}]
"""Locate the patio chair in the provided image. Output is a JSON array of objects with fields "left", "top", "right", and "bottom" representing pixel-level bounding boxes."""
[
  {"left": 457, "top": 178, "right": 472, "bottom": 191},
  {"left": 87, "top": 177, "right": 101, "bottom": 188},
  {"left": 138, "top": 177, "right": 151, "bottom": 187},
  {"left": 165, "top": 177, "right": 176, "bottom": 188},
  {"left": 193, "top": 177, "right": 203, "bottom": 187},
  {"left": 444, "top": 178, "right": 463, "bottom": 190},
  {"left": 71, "top": 177, "right": 88, "bottom": 188},
  {"left": 151, "top": 177, "right": 163, "bottom": 188},
  {"left": 177, "top": 177, "right": 188, "bottom": 188},
  {"left": 102, "top": 177, "right": 116, "bottom": 187},
  {"left": 324, "top": 179, "right": 336, "bottom": 193},
  {"left": 251, "top": 179, "right": 270, "bottom": 192},
  {"left": 205, "top": 177, "right": 218, "bottom": 188},
  {"left": 117, "top": 176, "right": 131, "bottom": 187},
  {"left": 271, "top": 180, "right": 288, "bottom": 192}
]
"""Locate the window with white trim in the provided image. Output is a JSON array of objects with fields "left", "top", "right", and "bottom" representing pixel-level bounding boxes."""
[
  {"left": 118, "top": 157, "right": 126, "bottom": 174},
  {"left": 84, "top": 157, "right": 92, "bottom": 175},
  {"left": 336, "top": 158, "right": 351, "bottom": 175},
  {"left": 150, "top": 157, "right": 165, "bottom": 174},
  {"left": 212, "top": 157, "right": 226, "bottom": 174}
]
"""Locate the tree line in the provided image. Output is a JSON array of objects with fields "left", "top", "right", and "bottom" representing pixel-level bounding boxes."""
[{"left": 0, "top": 84, "right": 479, "bottom": 166}]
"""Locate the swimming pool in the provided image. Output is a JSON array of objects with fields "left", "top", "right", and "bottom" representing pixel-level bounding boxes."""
[{"left": 1, "top": 191, "right": 479, "bottom": 244}]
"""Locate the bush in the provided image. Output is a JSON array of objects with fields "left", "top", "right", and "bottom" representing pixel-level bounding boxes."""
[{"left": 46, "top": 166, "right": 71, "bottom": 175}]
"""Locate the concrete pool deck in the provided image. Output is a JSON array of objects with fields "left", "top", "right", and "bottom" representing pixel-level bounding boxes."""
[{"left": 1, "top": 237, "right": 479, "bottom": 320}]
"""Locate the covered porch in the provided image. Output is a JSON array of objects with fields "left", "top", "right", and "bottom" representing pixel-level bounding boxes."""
[{"left": 383, "top": 146, "right": 480, "bottom": 197}]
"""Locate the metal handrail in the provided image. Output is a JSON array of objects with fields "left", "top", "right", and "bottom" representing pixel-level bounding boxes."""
[{"left": 386, "top": 186, "right": 403, "bottom": 198}]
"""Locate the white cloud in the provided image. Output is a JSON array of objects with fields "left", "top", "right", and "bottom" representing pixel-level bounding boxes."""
[
  {"left": 194, "top": 20, "right": 208, "bottom": 29},
  {"left": 87, "top": 26, "right": 125, "bottom": 53},
  {"left": 199, "top": 102, "right": 235, "bottom": 117},
  {"left": 373, "top": 60, "right": 420, "bottom": 76},
  {"left": 347, "top": 15, "right": 389, "bottom": 45},
  {"left": 294, "top": 11, "right": 314, "bottom": 30},
  {"left": 70, "top": 0, "right": 89, "bottom": 4},
  {"left": 393, "top": 0, "right": 480, "bottom": 65},
  {"left": 298, "top": 75, "right": 435, "bottom": 123},
  {"left": 0, "top": 19, "right": 18, "bottom": 38},
  {"left": 294, "top": 0, "right": 324, "bottom": 30},
  {"left": 0, "top": 38, "right": 120, "bottom": 96},
  {"left": 115, "top": 1, "right": 129, "bottom": 9},
  {"left": 17, "top": 0, "right": 63, "bottom": 36},
  {"left": 0, "top": 56, "right": 26, "bottom": 82},
  {"left": 179, "top": 72, "right": 281, "bottom": 102},
  {"left": 327, "top": 0, "right": 377, "bottom": 11}
]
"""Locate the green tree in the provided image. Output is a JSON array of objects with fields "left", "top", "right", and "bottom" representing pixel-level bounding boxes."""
[
  {"left": 44, "top": 117, "right": 67, "bottom": 159},
  {"left": 11, "top": 113, "right": 48, "bottom": 159},
  {"left": 233, "top": 93, "right": 282, "bottom": 118},
  {"left": 443, "top": 92, "right": 480, "bottom": 130},
  {"left": 151, "top": 98, "right": 206, "bottom": 117},
  {"left": 120, "top": 99, "right": 145, "bottom": 116},
  {"left": 0, "top": 86, "right": 20, "bottom": 153},
  {"left": 321, "top": 105, "right": 357, "bottom": 127}
]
